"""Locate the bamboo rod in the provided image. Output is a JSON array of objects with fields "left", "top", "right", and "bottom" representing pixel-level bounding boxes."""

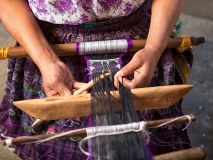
[
  {"left": 3, "top": 115, "right": 195, "bottom": 146},
  {"left": 13, "top": 85, "right": 193, "bottom": 121},
  {"left": 153, "top": 147, "right": 206, "bottom": 160},
  {"left": 32, "top": 73, "right": 111, "bottom": 127},
  {"left": 3, "top": 37, "right": 205, "bottom": 58}
]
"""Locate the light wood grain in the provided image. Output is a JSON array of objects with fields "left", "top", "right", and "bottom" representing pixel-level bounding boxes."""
[{"left": 14, "top": 85, "right": 193, "bottom": 121}]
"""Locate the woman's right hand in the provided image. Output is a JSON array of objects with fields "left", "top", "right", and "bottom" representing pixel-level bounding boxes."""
[{"left": 40, "top": 60, "right": 86, "bottom": 97}]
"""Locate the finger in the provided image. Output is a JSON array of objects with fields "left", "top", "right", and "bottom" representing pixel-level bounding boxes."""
[
  {"left": 72, "top": 89, "right": 77, "bottom": 93},
  {"left": 46, "top": 89, "right": 59, "bottom": 98},
  {"left": 121, "top": 75, "right": 147, "bottom": 88},
  {"left": 118, "top": 77, "right": 134, "bottom": 88},
  {"left": 72, "top": 89, "right": 88, "bottom": 94},
  {"left": 114, "top": 73, "right": 120, "bottom": 88},
  {"left": 65, "top": 79, "right": 76, "bottom": 90},
  {"left": 81, "top": 91, "right": 88, "bottom": 94},
  {"left": 121, "top": 68, "right": 150, "bottom": 88},
  {"left": 118, "top": 57, "right": 143, "bottom": 77},
  {"left": 114, "top": 57, "right": 143, "bottom": 88},
  {"left": 55, "top": 83, "right": 72, "bottom": 96},
  {"left": 133, "top": 70, "right": 149, "bottom": 87},
  {"left": 53, "top": 93, "right": 60, "bottom": 97},
  {"left": 120, "top": 76, "right": 147, "bottom": 89},
  {"left": 72, "top": 81, "right": 87, "bottom": 90}
]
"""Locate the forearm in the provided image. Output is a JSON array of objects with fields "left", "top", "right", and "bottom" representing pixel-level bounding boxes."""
[
  {"left": 145, "top": 0, "right": 184, "bottom": 60},
  {"left": 0, "top": 0, "right": 59, "bottom": 69}
]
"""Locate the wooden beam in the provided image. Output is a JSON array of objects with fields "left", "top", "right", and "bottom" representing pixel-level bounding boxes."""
[{"left": 13, "top": 85, "right": 193, "bottom": 120}]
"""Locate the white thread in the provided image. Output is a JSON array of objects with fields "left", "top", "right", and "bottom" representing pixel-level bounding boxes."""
[
  {"left": 0, "top": 133, "right": 13, "bottom": 139},
  {"left": 79, "top": 121, "right": 149, "bottom": 156},
  {"left": 5, "top": 146, "right": 16, "bottom": 152},
  {"left": 150, "top": 115, "right": 193, "bottom": 130},
  {"left": 79, "top": 39, "right": 128, "bottom": 55},
  {"left": 5, "top": 139, "right": 12, "bottom": 147},
  {"left": 182, "top": 115, "right": 192, "bottom": 130}
]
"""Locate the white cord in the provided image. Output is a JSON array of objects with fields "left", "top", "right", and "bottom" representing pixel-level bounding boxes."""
[
  {"left": 150, "top": 115, "right": 193, "bottom": 130},
  {"left": 5, "top": 139, "right": 12, "bottom": 147},
  {"left": 182, "top": 115, "right": 192, "bottom": 130},
  {"left": 0, "top": 133, "right": 15, "bottom": 152}
]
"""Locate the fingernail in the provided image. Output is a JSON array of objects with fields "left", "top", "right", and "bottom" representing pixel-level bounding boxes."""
[
  {"left": 118, "top": 77, "right": 123, "bottom": 82},
  {"left": 117, "top": 70, "right": 122, "bottom": 76},
  {"left": 65, "top": 93, "right": 70, "bottom": 96}
]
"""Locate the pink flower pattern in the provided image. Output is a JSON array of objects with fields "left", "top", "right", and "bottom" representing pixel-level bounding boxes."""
[{"left": 28, "top": 0, "right": 145, "bottom": 25}]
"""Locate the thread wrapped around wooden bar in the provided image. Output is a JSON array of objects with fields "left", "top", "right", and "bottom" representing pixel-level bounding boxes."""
[{"left": 0, "top": 37, "right": 205, "bottom": 59}]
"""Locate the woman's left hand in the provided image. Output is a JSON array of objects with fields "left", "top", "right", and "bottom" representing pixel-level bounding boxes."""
[
  {"left": 40, "top": 60, "right": 86, "bottom": 97},
  {"left": 114, "top": 47, "right": 161, "bottom": 88}
]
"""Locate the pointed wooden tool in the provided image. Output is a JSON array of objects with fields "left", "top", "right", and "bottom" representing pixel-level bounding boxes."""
[
  {"left": 31, "top": 73, "right": 111, "bottom": 127},
  {"left": 13, "top": 85, "right": 193, "bottom": 121}
]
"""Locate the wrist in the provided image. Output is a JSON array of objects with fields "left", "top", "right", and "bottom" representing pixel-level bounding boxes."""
[
  {"left": 34, "top": 50, "right": 60, "bottom": 73},
  {"left": 135, "top": 43, "right": 165, "bottom": 66},
  {"left": 144, "top": 43, "right": 165, "bottom": 55},
  {"left": 144, "top": 44, "right": 164, "bottom": 61}
]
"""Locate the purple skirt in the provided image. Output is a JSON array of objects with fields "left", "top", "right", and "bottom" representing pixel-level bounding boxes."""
[{"left": 0, "top": 0, "right": 192, "bottom": 159}]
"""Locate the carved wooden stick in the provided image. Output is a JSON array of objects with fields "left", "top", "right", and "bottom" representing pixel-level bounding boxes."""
[
  {"left": 73, "top": 72, "right": 111, "bottom": 95},
  {"left": 13, "top": 85, "right": 193, "bottom": 121},
  {"left": 2, "top": 37, "right": 205, "bottom": 58},
  {"left": 3, "top": 115, "right": 195, "bottom": 146}
]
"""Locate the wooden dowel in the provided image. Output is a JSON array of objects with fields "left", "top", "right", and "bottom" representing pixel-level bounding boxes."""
[
  {"left": 32, "top": 73, "right": 111, "bottom": 127},
  {"left": 4, "top": 37, "right": 205, "bottom": 58},
  {"left": 3, "top": 115, "right": 195, "bottom": 146},
  {"left": 73, "top": 72, "right": 111, "bottom": 95},
  {"left": 31, "top": 119, "right": 42, "bottom": 127},
  {"left": 153, "top": 147, "right": 206, "bottom": 160}
]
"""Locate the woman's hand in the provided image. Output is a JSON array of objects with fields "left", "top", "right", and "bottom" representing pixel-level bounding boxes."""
[
  {"left": 114, "top": 47, "right": 161, "bottom": 88},
  {"left": 40, "top": 60, "right": 86, "bottom": 97},
  {"left": 114, "top": 0, "right": 184, "bottom": 89}
]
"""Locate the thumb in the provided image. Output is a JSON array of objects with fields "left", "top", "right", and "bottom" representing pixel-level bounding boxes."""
[{"left": 114, "top": 58, "right": 142, "bottom": 88}]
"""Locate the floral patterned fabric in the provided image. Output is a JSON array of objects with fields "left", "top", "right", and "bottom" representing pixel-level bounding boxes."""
[{"left": 28, "top": 0, "right": 145, "bottom": 24}]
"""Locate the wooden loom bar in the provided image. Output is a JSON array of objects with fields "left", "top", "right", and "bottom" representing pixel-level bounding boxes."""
[
  {"left": 5, "top": 37, "right": 205, "bottom": 58},
  {"left": 13, "top": 85, "right": 193, "bottom": 121},
  {"left": 153, "top": 147, "right": 206, "bottom": 160},
  {"left": 3, "top": 115, "right": 195, "bottom": 146}
]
